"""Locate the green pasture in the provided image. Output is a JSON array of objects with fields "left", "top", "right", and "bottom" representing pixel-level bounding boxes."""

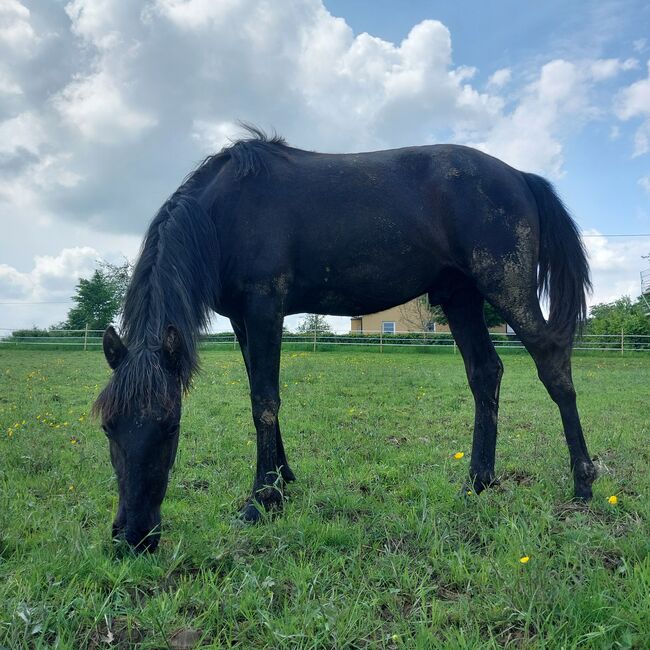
[{"left": 0, "top": 348, "right": 648, "bottom": 648}]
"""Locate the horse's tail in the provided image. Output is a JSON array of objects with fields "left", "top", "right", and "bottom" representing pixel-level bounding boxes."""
[{"left": 523, "top": 172, "right": 591, "bottom": 342}]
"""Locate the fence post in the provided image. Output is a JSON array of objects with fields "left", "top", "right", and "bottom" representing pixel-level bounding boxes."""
[
  {"left": 313, "top": 324, "right": 317, "bottom": 352},
  {"left": 621, "top": 327, "right": 624, "bottom": 355},
  {"left": 83, "top": 323, "right": 89, "bottom": 351},
  {"left": 380, "top": 329, "right": 383, "bottom": 353}
]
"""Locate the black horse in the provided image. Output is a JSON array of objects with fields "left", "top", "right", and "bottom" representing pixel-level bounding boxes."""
[{"left": 94, "top": 127, "right": 595, "bottom": 551}]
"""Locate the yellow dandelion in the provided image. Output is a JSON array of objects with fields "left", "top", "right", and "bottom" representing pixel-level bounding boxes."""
[
  {"left": 519, "top": 556, "right": 530, "bottom": 564},
  {"left": 453, "top": 452, "right": 465, "bottom": 460},
  {"left": 69, "top": 485, "right": 75, "bottom": 491},
  {"left": 466, "top": 490, "right": 473, "bottom": 496},
  {"left": 608, "top": 495, "right": 618, "bottom": 505},
  {"left": 70, "top": 438, "right": 77, "bottom": 445},
  {"left": 391, "top": 634, "right": 400, "bottom": 642}
]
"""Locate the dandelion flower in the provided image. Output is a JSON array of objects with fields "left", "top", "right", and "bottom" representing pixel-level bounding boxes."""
[
  {"left": 519, "top": 556, "right": 530, "bottom": 564},
  {"left": 608, "top": 495, "right": 618, "bottom": 505},
  {"left": 453, "top": 452, "right": 465, "bottom": 460}
]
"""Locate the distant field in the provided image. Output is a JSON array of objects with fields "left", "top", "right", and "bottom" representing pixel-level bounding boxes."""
[{"left": 0, "top": 348, "right": 648, "bottom": 648}]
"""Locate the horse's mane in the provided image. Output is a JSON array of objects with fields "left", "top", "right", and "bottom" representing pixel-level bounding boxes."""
[{"left": 93, "top": 125, "right": 288, "bottom": 420}]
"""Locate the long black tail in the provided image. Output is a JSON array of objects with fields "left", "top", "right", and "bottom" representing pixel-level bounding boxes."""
[{"left": 524, "top": 173, "right": 591, "bottom": 342}]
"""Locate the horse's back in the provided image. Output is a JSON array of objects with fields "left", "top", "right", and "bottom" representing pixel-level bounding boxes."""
[{"left": 216, "top": 142, "right": 540, "bottom": 316}]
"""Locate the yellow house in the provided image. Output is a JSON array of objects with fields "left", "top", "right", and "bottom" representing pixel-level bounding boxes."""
[{"left": 350, "top": 297, "right": 509, "bottom": 334}]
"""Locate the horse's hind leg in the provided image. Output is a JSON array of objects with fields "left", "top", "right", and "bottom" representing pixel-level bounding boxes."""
[
  {"left": 231, "top": 319, "right": 296, "bottom": 484},
  {"left": 480, "top": 293, "right": 596, "bottom": 500},
  {"left": 441, "top": 286, "right": 504, "bottom": 493}
]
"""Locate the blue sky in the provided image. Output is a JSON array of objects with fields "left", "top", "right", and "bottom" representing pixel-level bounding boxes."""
[
  {"left": 0, "top": 0, "right": 649, "bottom": 331},
  {"left": 326, "top": 0, "right": 650, "bottom": 236}
]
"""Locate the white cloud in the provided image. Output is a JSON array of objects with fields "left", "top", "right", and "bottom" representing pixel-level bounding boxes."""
[
  {"left": 638, "top": 175, "right": 650, "bottom": 195},
  {"left": 615, "top": 60, "right": 650, "bottom": 156},
  {"left": 487, "top": 68, "right": 511, "bottom": 89},
  {"left": 0, "top": 67, "right": 22, "bottom": 95},
  {"left": 0, "top": 247, "right": 104, "bottom": 330},
  {"left": 589, "top": 57, "right": 638, "bottom": 81},
  {"left": 191, "top": 119, "right": 239, "bottom": 154},
  {"left": 469, "top": 60, "right": 586, "bottom": 177},
  {"left": 468, "top": 56, "right": 639, "bottom": 177},
  {"left": 54, "top": 70, "right": 157, "bottom": 143},
  {"left": 0, "top": 111, "right": 45, "bottom": 155},
  {"left": 583, "top": 230, "right": 649, "bottom": 305},
  {"left": 0, "top": 264, "right": 33, "bottom": 299},
  {"left": 0, "top": 0, "right": 39, "bottom": 56},
  {"left": 0, "top": 247, "right": 99, "bottom": 299},
  {"left": 0, "top": 0, "right": 647, "bottom": 330}
]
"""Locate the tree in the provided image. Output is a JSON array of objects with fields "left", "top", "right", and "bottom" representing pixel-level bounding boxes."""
[
  {"left": 295, "top": 314, "right": 333, "bottom": 334},
  {"left": 587, "top": 296, "right": 650, "bottom": 336},
  {"left": 398, "top": 296, "right": 436, "bottom": 331},
  {"left": 63, "top": 259, "right": 133, "bottom": 331}
]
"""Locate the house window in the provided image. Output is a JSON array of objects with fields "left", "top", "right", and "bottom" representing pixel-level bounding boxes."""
[{"left": 382, "top": 321, "right": 396, "bottom": 334}]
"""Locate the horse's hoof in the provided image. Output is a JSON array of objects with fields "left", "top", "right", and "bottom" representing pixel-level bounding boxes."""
[
  {"left": 572, "top": 460, "right": 597, "bottom": 501},
  {"left": 467, "top": 472, "right": 499, "bottom": 495},
  {"left": 573, "top": 486, "right": 593, "bottom": 502},
  {"left": 280, "top": 465, "right": 297, "bottom": 483},
  {"left": 239, "top": 501, "right": 264, "bottom": 524}
]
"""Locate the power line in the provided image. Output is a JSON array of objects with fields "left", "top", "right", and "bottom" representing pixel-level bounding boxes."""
[{"left": 581, "top": 233, "right": 650, "bottom": 238}]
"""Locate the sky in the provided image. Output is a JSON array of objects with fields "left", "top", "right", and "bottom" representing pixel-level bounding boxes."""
[{"left": 1, "top": 0, "right": 649, "bottom": 333}]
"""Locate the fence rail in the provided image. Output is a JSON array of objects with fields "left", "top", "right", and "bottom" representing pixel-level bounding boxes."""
[{"left": 1, "top": 328, "right": 649, "bottom": 353}]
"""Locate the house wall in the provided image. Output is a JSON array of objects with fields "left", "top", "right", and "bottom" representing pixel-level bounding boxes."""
[{"left": 350, "top": 298, "right": 508, "bottom": 334}]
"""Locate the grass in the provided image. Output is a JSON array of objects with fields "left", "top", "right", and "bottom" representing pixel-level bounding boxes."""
[{"left": 0, "top": 347, "right": 648, "bottom": 649}]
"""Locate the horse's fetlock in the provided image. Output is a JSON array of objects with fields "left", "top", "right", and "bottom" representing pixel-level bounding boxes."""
[{"left": 574, "top": 459, "right": 597, "bottom": 484}]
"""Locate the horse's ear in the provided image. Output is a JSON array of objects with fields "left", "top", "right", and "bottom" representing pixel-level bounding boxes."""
[
  {"left": 103, "top": 326, "right": 127, "bottom": 369},
  {"left": 162, "top": 325, "right": 183, "bottom": 372}
]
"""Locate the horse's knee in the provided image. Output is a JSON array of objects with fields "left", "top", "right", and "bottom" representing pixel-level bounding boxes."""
[{"left": 252, "top": 396, "right": 280, "bottom": 428}]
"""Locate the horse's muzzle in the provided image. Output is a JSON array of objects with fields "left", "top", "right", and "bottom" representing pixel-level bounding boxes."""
[{"left": 113, "top": 508, "right": 161, "bottom": 552}]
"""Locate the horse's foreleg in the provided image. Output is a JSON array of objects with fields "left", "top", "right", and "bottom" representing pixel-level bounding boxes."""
[
  {"left": 236, "top": 307, "right": 286, "bottom": 523},
  {"left": 231, "top": 319, "right": 295, "bottom": 484},
  {"left": 442, "top": 287, "right": 504, "bottom": 493}
]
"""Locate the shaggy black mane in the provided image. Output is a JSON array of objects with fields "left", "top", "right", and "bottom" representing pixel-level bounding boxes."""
[
  {"left": 192, "top": 123, "right": 289, "bottom": 184},
  {"left": 94, "top": 125, "right": 288, "bottom": 420}
]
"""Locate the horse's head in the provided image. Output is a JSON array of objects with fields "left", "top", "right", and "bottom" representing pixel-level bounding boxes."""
[{"left": 96, "top": 325, "right": 184, "bottom": 552}]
